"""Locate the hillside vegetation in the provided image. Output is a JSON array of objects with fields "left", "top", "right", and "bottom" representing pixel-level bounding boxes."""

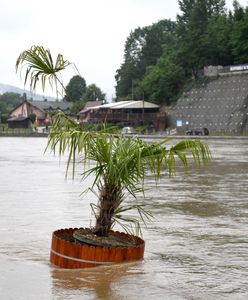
[{"left": 115, "top": 0, "right": 248, "bottom": 105}]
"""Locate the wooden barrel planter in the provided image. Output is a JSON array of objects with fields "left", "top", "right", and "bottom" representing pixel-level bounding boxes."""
[{"left": 50, "top": 228, "right": 145, "bottom": 269}]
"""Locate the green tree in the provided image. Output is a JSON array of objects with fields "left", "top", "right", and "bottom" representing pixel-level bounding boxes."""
[
  {"left": 0, "top": 92, "right": 23, "bottom": 122},
  {"left": 115, "top": 61, "right": 138, "bottom": 99},
  {"left": 142, "top": 20, "right": 176, "bottom": 67},
  {"left": 70, "top": 100, "right": 86, "bottom": 114},
  {"left": 29, "top": 113, "right": 36, "bottom": 123},
  {"left": 115, "top": 20, "right": 176, "bottom": 99},
  {"left": 0, "top": 92, "right": 22, "bottom": 106},
  {"left": 70, "top": 83, "right": 106, "bottom": 114},
  {"left": 230, "top": 4, "right": 248, "bottom": 63},
  {"left": 139, "top": 57, "right": 186, "bottom": 105},
  {"left": 176, "top": 0, "right": 226, "bottom": 76},
  {"left": 231, "top": 0, "right": 245, "bottom": 21},
  {"left": 64, "top": 75, "right": 87, "bottom": 102},
  {"left": 83, "top": 83, "right": 106, "bottom": 101},
  {"left": 203, "top": 13, "right": 233, "bottom": 65},
  {"left": 115, "top": 27, "right": 147, "bottom": 99}
]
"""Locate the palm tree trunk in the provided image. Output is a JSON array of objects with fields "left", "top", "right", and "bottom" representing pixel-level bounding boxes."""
[{"left": 93, "top": 184, "right": 119, "bottom": 237}]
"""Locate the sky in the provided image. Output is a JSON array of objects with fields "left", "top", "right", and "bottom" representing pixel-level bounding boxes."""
[{"left": 0, "top": 0, "right": 248, "bottom": 101}]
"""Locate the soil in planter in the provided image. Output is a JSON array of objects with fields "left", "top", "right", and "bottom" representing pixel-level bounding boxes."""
[
  {"left": 57, "top": 228, "right": 138, "bottom": 248},
  {"left": 73, "top": 228, "right": 138, "bottom": 248}
]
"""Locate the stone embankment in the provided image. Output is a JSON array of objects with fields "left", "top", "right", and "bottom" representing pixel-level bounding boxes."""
[{"left": 169, "top": 73, "right": 248, "bottom": 134}]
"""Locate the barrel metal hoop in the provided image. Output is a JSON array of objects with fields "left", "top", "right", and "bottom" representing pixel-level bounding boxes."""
[{"left": 50, "top": 249, "right": 113, "bottom": 265}]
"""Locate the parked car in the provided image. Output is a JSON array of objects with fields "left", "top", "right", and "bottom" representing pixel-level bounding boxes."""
[
  {"left": 186, "top": 127, "right": 209, "bottom": 136},
  {"left": 121, "top": 126, "right": 136, "bottom": 135}
]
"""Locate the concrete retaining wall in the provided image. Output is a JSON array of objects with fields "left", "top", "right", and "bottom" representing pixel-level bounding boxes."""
[{"left": 168, "top": 74, "right": 248, "bottom": 134}]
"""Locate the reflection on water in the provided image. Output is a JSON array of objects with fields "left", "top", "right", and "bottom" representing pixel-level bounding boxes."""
[
  {"left": 0, "top": 137, "right": 248, "bottom": 299},
  {"left": 51, "top": 262, "right": 144, "bottom": 300}
]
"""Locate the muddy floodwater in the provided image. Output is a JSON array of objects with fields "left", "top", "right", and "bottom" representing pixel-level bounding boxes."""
[{"left": 0, "top": 137, "right": 248, "bottom": 300}]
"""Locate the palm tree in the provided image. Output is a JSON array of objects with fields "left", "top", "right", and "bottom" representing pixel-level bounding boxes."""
[{"left": 16, "top": 45, "right": 211, "bottom": 237}]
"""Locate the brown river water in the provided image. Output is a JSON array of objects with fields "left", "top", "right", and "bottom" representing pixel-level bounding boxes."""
[{"left": 0, "top": 137, "right": 248, "bottom": 300}]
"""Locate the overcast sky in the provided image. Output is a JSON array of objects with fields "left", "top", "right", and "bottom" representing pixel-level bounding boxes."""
[{"left": 0, "top": 0, "right": 247, "bottom": 100}]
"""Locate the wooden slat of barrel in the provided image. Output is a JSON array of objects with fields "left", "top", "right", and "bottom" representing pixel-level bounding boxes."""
[{"left": 50, "top": 228, "right": 145, "bottom": 269}]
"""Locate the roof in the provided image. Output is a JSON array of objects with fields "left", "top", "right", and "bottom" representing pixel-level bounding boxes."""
[
  {"left": 79, "top": 100, "right": 103, "bottom": 114},
  {"left": 33, "top": 100, "right": 72, "bottom": 111},
  {"left": 7, "top": 116, "right": 30, "bottom": 122},
  {"left": 9, "top": 100, "right": 72, "bottom": 115},
  {"left": 91, "top": 100, "right": 159, "bottom": 110}
]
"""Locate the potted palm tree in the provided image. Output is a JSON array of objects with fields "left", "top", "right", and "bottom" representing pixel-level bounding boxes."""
[{"left": 16, "top": 45, "right": 211, "bottom": 269}]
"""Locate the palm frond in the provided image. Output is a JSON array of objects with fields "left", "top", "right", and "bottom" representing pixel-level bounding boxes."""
[
  {"left": 16, "top": 45, "right": 74, "bottom": 98},
  {"left": 45, "top": 112, "right": 211, "bottom": 236}
]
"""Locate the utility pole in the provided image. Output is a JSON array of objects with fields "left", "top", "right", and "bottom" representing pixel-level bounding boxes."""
[
  {"left": 132, "top": 80, "right": 134, "bottom": 100},
  {"left": 142, "top": 91, "right": 145, "bottom": 125}
]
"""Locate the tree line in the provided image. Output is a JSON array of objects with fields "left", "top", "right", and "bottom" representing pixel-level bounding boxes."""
[{"left": 115, "top": 0, "right": 248, "bottom": 105}]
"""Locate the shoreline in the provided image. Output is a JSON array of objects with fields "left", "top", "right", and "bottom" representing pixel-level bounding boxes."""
[
  {"left": 136, "top": 134, "right": 248, "bottom": 140},
  {"left": 0, "top": 133, "right": 48, "bottom": 138},
  {"left": 1, "top": 133, "right": 248, "bottom": 140}
]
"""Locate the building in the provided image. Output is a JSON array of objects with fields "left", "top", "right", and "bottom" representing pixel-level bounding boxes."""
[
  {"left": 7, "top": 116, "right": 32, "bottom": 129},
  {"left": 79, "top": 100, "right": 103, "bottom": 123},
  {"left": 79, "top": 100, "right": 166, "bottom": 130},
  {"left": 8, "top": 100, "right": 72, "bottom": 128}
]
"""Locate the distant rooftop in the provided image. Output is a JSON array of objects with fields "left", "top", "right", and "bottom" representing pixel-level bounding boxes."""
[
  {"left": 79, "top": 100, "right": 103, "bottom": 114},
  {"left": 32, "top": 100, "right": 72, "bottom": 111},
  {"left": 91, "top": 100, "right": 159, "bottom": 110}
]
